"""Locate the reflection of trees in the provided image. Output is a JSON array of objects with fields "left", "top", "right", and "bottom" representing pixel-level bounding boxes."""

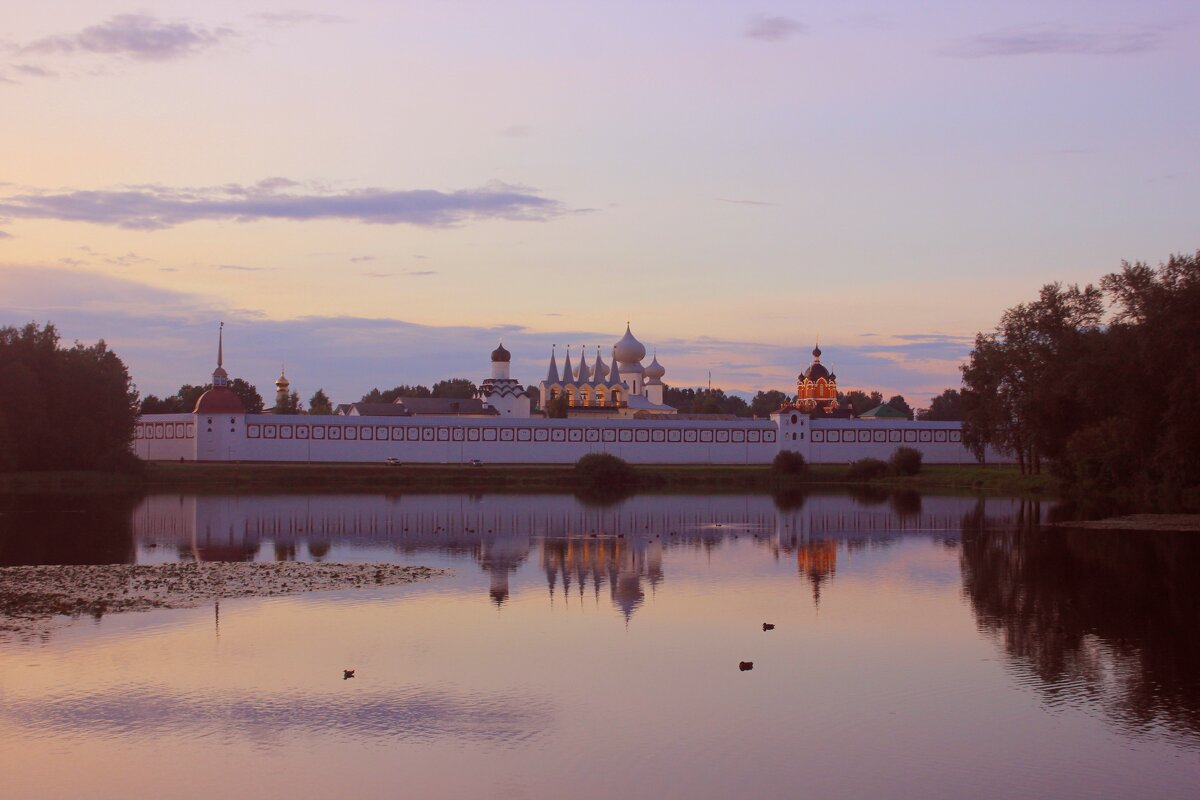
[
  {"left": 961, "top": 499, "right": 1200, "bottom": 740},
  {"left": 0, "top": 493, "right": 138, "bottom": 566}
]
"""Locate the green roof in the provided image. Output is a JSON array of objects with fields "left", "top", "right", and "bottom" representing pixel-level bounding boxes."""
[{"left": 859, "top": 404, "right": 908, "bottom": 418}]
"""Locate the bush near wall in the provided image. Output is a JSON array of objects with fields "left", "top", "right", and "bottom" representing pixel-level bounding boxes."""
[
  {"left": 574, "top": 453, "right": 636, "bottom": 487},
  {"left": 889, "top": 447, "right": 923, "bottom": 476},
  {"left": 846, "top": 458, "right": 890, "bottom": 481},
  {"left": 772, "top": 450, "right": 809, "bottom": 476}
]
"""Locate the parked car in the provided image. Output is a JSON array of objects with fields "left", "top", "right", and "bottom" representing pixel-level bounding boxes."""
[
  {"left": 384, "top": 457, "right": 402, "bottom": 466},
  {"left": 468, "top": 459, "right": 484, "bottom": 467}
]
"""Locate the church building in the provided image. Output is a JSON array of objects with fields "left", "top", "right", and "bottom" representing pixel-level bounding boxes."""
[{"left": 538, "top": 324, "right": 675, "bottom": 417}]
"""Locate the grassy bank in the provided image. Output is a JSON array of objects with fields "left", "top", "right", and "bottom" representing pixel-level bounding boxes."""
[{"left": 1, "top": 462, "right": 1056, "bottom": 497}]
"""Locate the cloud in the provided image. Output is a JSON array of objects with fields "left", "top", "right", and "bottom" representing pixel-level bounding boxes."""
[
  {"left": 407, "top": 270, "right": 437, "bottom": 277},
  {"left": 349, "top": 255, "right": 375, "bottom": 263},
  {"left": 217, "top": 264, "right": 271, "bottom": 272},
  {"left": 499, "top": 124, "right": 531, "bottom": 138},
  {"left": 716, "top": 197, "right": 776, "bottom": 207},
  {"left": 947, "top": 27, "right": 1164, "bottom": 58},
  {"left": 11, "top": 63, "right": 57, "bottom": 78},
  {"left": 745, "top": 15, "right": 804, "bottom": 42},
  {"left": 0, "top": 231, "right": 11, "bottom": 239},
  {"left": 0, "top": 179, "right": 565, "bottom": 231},
  {"left": 251, "top": 11, "right": 349, "bottom": 27},
  {"left": 361, "top": 271, "right": 391, "bottom": 278},
  {"left": 21, "top": 13, "right": 235, "bottom": 62}
]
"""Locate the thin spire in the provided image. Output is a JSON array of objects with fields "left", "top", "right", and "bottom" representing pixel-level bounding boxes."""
[
  {"left": 218, "top": 321, "right": 224, "bottom": 368},
  {"left": 562, "top": 346, "right": 574, "bottom": 384}
]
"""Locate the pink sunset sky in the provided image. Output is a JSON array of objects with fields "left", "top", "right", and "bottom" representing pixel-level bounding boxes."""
[{"left": 1, "top": 1, "right": 1196, "bottom": 407}]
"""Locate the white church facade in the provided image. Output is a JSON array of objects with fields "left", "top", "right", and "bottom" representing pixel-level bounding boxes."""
[{"left": 132, "top": 324, "right": 1005, "bottom": 465}]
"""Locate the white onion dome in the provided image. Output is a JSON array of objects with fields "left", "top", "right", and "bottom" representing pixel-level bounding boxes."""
[
  {"left": 491, "top": 342, "right": 511, "bottom": 362},
  {"left": 275, "top": 370, "right": 290, "bottom": 390},
  {"left": 614, "top": 324, "right": 646, "bottom": 364},
  {"left": 644, "top": 355, "right": 665, "bottom": 381}
]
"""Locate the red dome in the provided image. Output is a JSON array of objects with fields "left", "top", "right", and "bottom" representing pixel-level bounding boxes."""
[{"left": 194, "top": 386, "right": 245, "bottom": 414}]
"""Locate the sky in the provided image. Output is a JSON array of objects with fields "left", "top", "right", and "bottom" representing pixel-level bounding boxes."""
[{"left": 1, "top": 1, "right": 1196, "bottom": 407}]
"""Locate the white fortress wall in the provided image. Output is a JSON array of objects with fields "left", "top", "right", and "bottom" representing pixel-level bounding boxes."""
[
  {"left": 132, "top": 414, "right": 196, "bottom": 461},
  {"left": 135, "top": 413, "right": 1011, "bottom": 465},
  {"left": 204, "top": 415, "right": 779, "bottom": 465},
  {"left": 774, "top": 414, "right": 1010, "bottom": 464}
]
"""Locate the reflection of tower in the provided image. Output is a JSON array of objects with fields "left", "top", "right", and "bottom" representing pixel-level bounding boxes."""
[
  {"left": 797, "top": 539, "right": 838, "bottom": 608},
  {"left": 479, "top": 530, "right": 531, "bottom": 606},
  {"left": 611, "top": 538, "right": 645, "bottom": 621}
]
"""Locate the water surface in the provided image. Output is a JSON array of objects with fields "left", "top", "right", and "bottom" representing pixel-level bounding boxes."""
[{"left": 1, "top": 491, "right": 1197, "bottom": 799}]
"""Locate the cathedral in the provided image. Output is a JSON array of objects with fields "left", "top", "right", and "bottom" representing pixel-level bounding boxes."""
[
  {"left": 786, "top": 344, "right": 853, "bottom": 419},
  {"left": 533, "top": 324, "right": 676, "bottom": 417}
]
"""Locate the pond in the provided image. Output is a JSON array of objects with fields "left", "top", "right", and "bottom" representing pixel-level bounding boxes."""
[{"left": 1, "top": 490, "right": 1197, "bottom": 799}]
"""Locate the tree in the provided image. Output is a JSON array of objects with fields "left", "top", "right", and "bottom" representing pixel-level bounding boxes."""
[
  {"left": 308, "top": 389, "right": 333, "bottom": 415},
  {"left": 887, "top": 395, "right": 914, "bottom": 420},
  {"left": 545, "top": 394, "right": 570, "bottom": 418},
  {"left": 432, "top": 378, "right": 478, "bottom": 399},
  {"left": 525, "top": 385, "right": 541, "bottom": 411},
  {"left": 841, "top": 390, "right": 883, "bottom": 415},
  {"left": 917, "top": 389, "right": 963, "bottom": 421},
  {"left": 361, "top": 384, "right": 431, "bottom": 403},
  {"left": 663, "top": 386, "right": 752, "bottom": 416},
  {"left": 274, "top": 390, "right": 302, "bottom": 415},
  {"left": 962, "top": 282, "right": 1104, "bottom": 474},
  {"left": 0, "top": 322, "right": 138, "bottom": 472},
  {"left": 750, "top": 390, "right": 789, "bottom": 418}
]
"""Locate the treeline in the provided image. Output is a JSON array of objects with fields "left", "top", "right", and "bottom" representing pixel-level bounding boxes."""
[
  {"left": 662, "top": 387, "right": 921, "bottom": 418},
  {"left": 360, "top": 378, "right": 478, "bottom": 403},
  {"left": 961, "top": 252, "right": 1199, "bottom": 509},
  {"left": 0, "top": 323, "right": 138, "bottom": 472},
  {"left": 142, "top": 380, "right": 266, "bottom": 414}
]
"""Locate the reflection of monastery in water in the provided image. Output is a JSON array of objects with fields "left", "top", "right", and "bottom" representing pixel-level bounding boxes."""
[{"left": 131, "top": 494, "right": 1046, "bottom": 618}]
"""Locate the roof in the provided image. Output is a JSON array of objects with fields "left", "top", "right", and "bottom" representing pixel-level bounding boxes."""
[
  {"left": 194, "top": 386, "right": 245, "bottom": 414},
  {"left": 858, "top": 403, "right": 908, "bottom": 418},
  {"left": 491, "top": 342, "right": 511, "bottom": 362},
  {"left": 345, "top": 402, "right": 413, "bottom": 417},
  {"left": 395, "top": 397, "right": 497, "bottom": 415}
]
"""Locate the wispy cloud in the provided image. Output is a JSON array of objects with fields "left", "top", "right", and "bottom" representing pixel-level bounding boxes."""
[
  {"left": 217, "top": 264, "right": 271, "bottom": 272},
  {"left": 0, "top": 230, "right": 12, "bottom": 240},
  {"left": 349, "top": 255, "right": 375, "bottom": 263},
  {"left": 499, "top": 124, "right": 531, "bottom": 138},
  {"left": 10, "top": 63, "right": 57, "bottom": 78},
  {"left": 20, "top": 13, "right": 235, "bottom": 62},
  {"left": 251, "top": 11, "right": 349, "bottom": 28},
  {"left": 716, "top": 197, "right": 776, "bottom": 207},
  {"left": 0, "top": 178, "right": 565, "bottom": 231},
  {"left": 745, "top": 15, "right": 804, "bottom": 42},
  {"left": 947, "top": 27, "right": 1164, "bottom": 58}
]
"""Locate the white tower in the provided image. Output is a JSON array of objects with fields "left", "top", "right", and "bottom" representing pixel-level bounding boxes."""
[{"left": 613, "top": 324, "right": 646, "bottom": 397}]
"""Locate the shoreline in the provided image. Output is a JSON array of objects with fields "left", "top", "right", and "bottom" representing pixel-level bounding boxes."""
[
  {"left": 0, "top": 462, "right": 1057, "bottom": 497},
  {"left": 1053, "top": 514, "right": 1200, "bottom": 532},
  {"left": 0, "top": 561, "right": 446, "bottom": 639}
]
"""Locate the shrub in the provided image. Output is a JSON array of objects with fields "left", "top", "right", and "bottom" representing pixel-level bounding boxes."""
[
  {"left": 574, "top": 453, "right": 635, "bottom": 486},
  {"left": 846, "top": 457, "right": 889, "bottom": 481},
  {"left": 889, "top": 446, "right": 923, "bottom": 476},
  {"left": 772, "top": 450, "right": 809, "bottom": 476}
]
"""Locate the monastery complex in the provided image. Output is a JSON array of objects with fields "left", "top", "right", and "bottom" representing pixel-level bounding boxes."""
[{"left": 134, "top": 324, "right": 1005, "bottom": 465}]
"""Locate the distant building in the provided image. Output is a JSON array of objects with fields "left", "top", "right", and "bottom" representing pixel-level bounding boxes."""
[
  {"left": 858, "top": 403, "right": 909, "bottom": 420},
  {"left": 477, "top": 342, "right": 531, "bottom": 417},
  {"left": 788, "top": 344, "right": 854, "bottom": 419},
  {"left": 539, "top": 324, "right": 676, "bottom": 417}
]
